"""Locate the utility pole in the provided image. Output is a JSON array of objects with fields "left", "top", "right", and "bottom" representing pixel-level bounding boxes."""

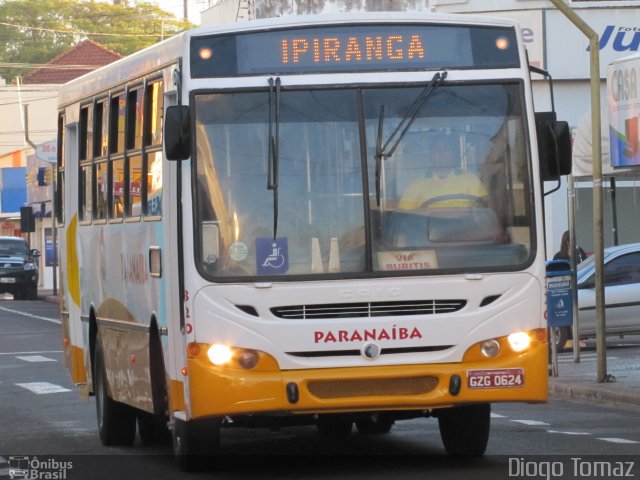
[
  {"left": 548, "top": 0, "right": 608, "bottom": 384},
  {"left": 184, "top": 0, "right": 188, "bottom": 21}
]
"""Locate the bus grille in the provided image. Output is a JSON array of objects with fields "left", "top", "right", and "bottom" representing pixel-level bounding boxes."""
[
  {"left": 307, "top": 376, "right": 438, "bottom": 399},
  {"left": 271, "top": 300, "right": 466, "bottom": 319}
]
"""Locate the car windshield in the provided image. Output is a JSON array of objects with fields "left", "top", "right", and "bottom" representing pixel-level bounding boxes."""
[
  {"left": 0, "top": 239, "right": 28, "bottom": 256},
  {"left": 194, "top": 82, "right": 533, "bottom": 280}
]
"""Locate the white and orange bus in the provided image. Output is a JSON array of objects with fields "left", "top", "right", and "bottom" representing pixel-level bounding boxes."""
[{"left": 56, "top": 12, "right": 571, "bottom": 469}]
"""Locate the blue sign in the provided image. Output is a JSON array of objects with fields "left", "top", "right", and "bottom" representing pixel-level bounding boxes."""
[
  {"left": 256, "top": 237, "right": 288, "bottom": 275},
  {"left": 45, "top": 227, "right": 57, "bottom": 267},
  {"left": 546, "top": 271, "right": 573, "bottom": 327}
]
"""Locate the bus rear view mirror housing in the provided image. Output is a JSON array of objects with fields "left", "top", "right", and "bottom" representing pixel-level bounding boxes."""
[
  {"left": 536, "top": 112, "right": 572, "bottom": 181},
  {"left": 165, "top": 105, "right": 191, "bottom": 160}
]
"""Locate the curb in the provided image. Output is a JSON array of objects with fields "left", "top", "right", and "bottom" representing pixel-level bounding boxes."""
[
  {"left": 37, "top": 294, "right": 59, "bottom": 305},
  {"left": 549, "top": 378, "right": 640, "bottom": 409}
]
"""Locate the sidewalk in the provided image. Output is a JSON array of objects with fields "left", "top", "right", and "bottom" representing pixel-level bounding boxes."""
[
  {"left": 39, "top": 288, "right": 59, "bottom": 305},
  {"left": 37, "top": 288, "right": 640, "bottom": 409},
  {"left": 548, "top": 340, "right": 640, "bottom": 409}
]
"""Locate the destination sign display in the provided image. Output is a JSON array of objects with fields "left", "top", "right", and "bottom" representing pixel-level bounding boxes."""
[{"left": 190, "top": 24, "right": 519, "bottom": 77}]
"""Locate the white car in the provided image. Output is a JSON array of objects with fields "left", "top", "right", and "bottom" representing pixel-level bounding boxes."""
[{"left": 555, "top": 243, "right": 640, "bottom": 349}]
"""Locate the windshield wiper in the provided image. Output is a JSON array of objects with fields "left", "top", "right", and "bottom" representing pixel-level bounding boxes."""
[
  {"left": 267, "top": 77, "right": 281, "bottom": 239},
  {"left": 374, "top": 71, "right": 448, "bottom": 206}
]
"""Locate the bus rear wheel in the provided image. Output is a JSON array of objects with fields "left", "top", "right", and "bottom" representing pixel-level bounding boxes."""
[
  {"left": 172, "top": 417, "right": 222, "bottom": 472},
  {"left": 437, "top": 403, "right": 490, "bottom": 456},
  {"left": 94, "top": 338, "right": 136, "bottom": 446}
]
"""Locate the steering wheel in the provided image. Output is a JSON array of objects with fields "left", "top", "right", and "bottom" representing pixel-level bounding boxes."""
[{"left": 420, "top": 194, "right": 485, "bottom": 208}]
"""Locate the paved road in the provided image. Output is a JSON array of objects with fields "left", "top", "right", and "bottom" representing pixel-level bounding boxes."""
[{"left": 1, "top": 297, "right": 639, "bottom": 480}]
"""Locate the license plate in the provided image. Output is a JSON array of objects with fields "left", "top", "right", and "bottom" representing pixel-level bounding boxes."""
[
  {"left": 0, "top": 277, "right": 15, "bottom": 284},
  {"left": 467, "top": 368, "right": 524, "bottom": 389}
]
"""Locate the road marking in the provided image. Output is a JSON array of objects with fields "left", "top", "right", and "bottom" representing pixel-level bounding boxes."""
[
  {"left": 547, "top": 430, "right": 591, "bottom": 435},
  {"left": 597, "top": 437, "right": 639, "bottom": 444},
  {"left": 0, "top": 305, "right": 60, "bottom": 324},
  {"left": 500, "top": 411, "right": 639, "bottom": 446},
  {"left": 491, "top": 413, "right": 507, "bottom": 418},
  {"left": 511, "top": 420, "right": 551, "bottom": 426},
  {"left": 15, "top": 382, "right": 71, "bottom": 394},
  {"left": 16, "top": 355, "right": 56, "bottom": 362},
  {"left": 0, "top": 350, "right": 62, "bottom": 356}
]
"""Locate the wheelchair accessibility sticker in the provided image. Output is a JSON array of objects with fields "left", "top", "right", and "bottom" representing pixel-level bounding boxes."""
[{"left": 256, "top": 237, "right": 288, "bottom": 275}]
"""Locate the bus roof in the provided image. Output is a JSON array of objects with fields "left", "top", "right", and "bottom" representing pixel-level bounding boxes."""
[{"left": 58, "top": 11, "right": 520, "bottom": 107}]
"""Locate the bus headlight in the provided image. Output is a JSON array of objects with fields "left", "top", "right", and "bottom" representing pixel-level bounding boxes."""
[
  {"left": 507, "top": 332, "right": 531, "bottom": 352},
  {"left": 237, "top": 350, "right": 260, "bottom": 370},
  {"left": 207, "top": 344, "right": 233, "bottom": 365},
  {"left": 480, "top": 339, "right": 501, "bottom": 358}
]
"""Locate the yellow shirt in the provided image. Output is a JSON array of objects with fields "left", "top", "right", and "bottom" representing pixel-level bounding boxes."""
[{"left": 399, "top": 171, "right": 488, "bottom": 209}]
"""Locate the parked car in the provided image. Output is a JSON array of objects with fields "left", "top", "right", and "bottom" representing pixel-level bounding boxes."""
[
  {"left": 0, "top": 236, "right": 39, "bottom": 300},
  {"left": 554, "top": 242, "right": 640, "bottom": 350}
]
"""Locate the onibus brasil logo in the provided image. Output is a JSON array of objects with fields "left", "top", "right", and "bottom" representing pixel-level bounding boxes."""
[{"left": 8, "top": 456, "right": 73, "bottom": 479}]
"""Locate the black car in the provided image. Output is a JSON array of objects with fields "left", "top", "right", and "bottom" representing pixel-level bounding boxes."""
[{"left": 0, "top": 236, "right": 39, "bottom": 300}]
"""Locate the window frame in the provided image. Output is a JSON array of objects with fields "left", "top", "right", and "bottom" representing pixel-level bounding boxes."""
[
  {"left": 92, "top": 96, "right": 110, "bottom": 224},
  {"left": 78, "top": 103, "right": 93, "bottom": 224},
  {"left": 55, "top": 112, "right": 65, "bottom": 227},
  {"left": 109, "top": 91, "right": 126, "bottom": 222}
]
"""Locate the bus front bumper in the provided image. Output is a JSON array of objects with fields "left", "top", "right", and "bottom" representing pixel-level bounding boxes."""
[{"left": 184, "top": 330, "right": 548, "bottom": 420}]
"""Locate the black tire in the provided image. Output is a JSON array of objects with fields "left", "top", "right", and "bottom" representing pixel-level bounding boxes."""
[
  {"left": 438, "top": 404, "right": 490, "bottom": 456},
  {"left": 316, "top": 414, "right": 353, "bottom": 435},
  {"left": 550, "top": 326, "right": 569, "bottom": 351},
  {"left": 27, "top": 284, "right": 38, "bottom": 300},
  {"left": 13, "top": 290, "right": 24, "bottom": 300},
  {"left": 172, "top": 417, "right": 222, "bottom": 472},
  {"left": 94, "top": 337, "right": 136, "bottom": 446},
  {"left": 355, "top": 414, "right": 394, "bottom": 434},
  {"left": 138, "top": 411, "right": 170, "bottom": 445}
]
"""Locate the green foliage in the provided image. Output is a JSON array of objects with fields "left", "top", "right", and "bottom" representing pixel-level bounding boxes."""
[{"left": 0, "top": 0, "right": 193, "bottom": 81}]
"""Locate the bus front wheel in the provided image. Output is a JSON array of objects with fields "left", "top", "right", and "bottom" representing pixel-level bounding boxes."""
[
  {"left": 437, "top": 403, "right": 490, "bottom": 456},
  {"left": 94, "top": 337, "right": 136, "bottom": 446}
]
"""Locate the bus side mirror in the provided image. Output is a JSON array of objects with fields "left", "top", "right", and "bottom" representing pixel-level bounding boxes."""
[
  {"left": 536, "top": 112, "right": 572, "bottom": 181},
  {"left": 165, "top": 105, "right": 191, "bottom": 161}
]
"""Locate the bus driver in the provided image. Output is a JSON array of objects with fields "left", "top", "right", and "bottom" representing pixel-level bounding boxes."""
[{"left": 398, "top": 135, "right": 488, "bottom": 209}]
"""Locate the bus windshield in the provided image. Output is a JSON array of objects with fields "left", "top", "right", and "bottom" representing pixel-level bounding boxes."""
[{"left": 194, "top": 82, "right": 532, "bottom": 279}]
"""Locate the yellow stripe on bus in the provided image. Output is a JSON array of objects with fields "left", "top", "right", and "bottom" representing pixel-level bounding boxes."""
[{"left": 66, "top": 214, "right": 80, "bottom": 307}]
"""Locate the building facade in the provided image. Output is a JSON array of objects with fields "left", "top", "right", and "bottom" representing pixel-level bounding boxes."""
[{"left": 0, "top": 40, "right": 121, "bottom": 290}]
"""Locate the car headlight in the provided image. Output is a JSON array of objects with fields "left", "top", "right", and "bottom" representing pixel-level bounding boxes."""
[{"left": 24, "top": 262, "right": 36, "bottom": 270}]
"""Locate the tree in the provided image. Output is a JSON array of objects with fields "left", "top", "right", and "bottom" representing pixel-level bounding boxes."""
[{"left": 0, "top": 0, "right": 193, "bottom": 81}]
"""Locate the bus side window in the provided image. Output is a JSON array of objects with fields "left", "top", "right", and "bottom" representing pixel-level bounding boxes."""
[
  {"left": 79, "top": 105, "right": 93, "bottom": 222},
  {"left": 126, "top": 86, "right": 144, "bottom": 218},
  {"left": 94, "top": 99, "right": 109, "bottom": 221},
  {"left": 56, "top": 113, "right": 65, "bottom": 226},
  {"left": 110, "top": 93, "right": 126, "bottom": 220},
  {"left": 144, "top": 80, "right": 163, "bottom": 218}
]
